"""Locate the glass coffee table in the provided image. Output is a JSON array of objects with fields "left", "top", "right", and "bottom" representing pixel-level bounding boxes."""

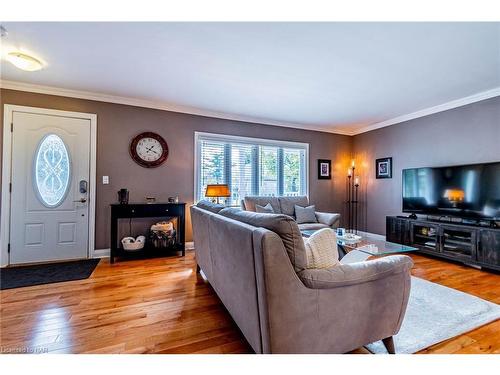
[{"left": 301, "top": 230, "right": 418, "bottom": 263}]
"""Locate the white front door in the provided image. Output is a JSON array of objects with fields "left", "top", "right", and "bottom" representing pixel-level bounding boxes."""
[{"left": 9, "top": 110, "right": 91, "bottom": 264}]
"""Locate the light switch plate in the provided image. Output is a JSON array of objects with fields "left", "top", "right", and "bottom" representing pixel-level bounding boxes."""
[{"left": 102, "top": 176, "right": 109, "bottom": 184}]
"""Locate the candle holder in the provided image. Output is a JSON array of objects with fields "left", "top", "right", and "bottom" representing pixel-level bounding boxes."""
[{"left": 346, "top": 163, "right": 359, "bottom": 234}]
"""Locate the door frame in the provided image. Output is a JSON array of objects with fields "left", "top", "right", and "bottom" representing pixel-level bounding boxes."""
[{"left": 1, "top": 105, "right": 97, "bottom": 267}]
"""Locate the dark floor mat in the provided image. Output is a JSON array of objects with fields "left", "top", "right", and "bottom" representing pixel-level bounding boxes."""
[{"left": 0, "top": 259, "right": 100, "bottom": 290}]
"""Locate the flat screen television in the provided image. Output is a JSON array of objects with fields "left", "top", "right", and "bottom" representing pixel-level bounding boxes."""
[{"left": 402, "top": 162, "right": 500, "bottom": 219}]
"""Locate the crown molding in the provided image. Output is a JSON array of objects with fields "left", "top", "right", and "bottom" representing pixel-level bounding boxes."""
[
  {"left": 1, "top": 79, "right": 498, "bottom": 137},
  {"left": 351, "top": 86, "right": 500, "bottom": 135},
  {"left": 0, "top": 80, "right": 353, "bottom": 136}
]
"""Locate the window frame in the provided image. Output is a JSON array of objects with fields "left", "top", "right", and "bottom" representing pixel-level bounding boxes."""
[{"left": 194, "top": 131, "right": 309, "bottom": 205}]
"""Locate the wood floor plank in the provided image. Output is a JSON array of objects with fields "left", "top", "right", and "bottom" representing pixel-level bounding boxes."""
[{"left": 1, "top": 251, "right": 498, "bottom": 354}]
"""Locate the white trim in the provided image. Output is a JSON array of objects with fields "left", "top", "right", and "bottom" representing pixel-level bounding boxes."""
[
  {"left": 1, "top": 105, "right": 97, "bottom": 266},
  {"left": 0, "top": 79, "right": 351, "bottom": 136},
  {"left": 193, "top": 133, "right": 201, "bottom": 206},
  {"left": 93, "top": 248, "right": 110, "bottom": 258},
  {"left": 2, "top": 80, "right": 498, "bottom": 136},
  {"left": 195, "top": 131, "right": 310, "bottom": 149},
  {"left": 352, "top": 87, "right": 500, "bottom": 135},
  {"left": 194, "top": 131, "right": 309, "bottom": 204},
  {"left": 1, "top": 108, "right": 13, "bottom": 267}
]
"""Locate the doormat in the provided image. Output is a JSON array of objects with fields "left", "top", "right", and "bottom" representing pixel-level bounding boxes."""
[{"left": 0, "top": 259, "right": 100, "bottom": 290}]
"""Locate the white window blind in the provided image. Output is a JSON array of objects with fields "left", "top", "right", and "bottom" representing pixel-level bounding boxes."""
[{"left": 195, "top": 132, "right": 308, "bottom": 206}]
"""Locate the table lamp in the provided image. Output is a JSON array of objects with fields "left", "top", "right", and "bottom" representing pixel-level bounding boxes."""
[{"left": 205, "top": 184, "right": 231, "bottom": 204}]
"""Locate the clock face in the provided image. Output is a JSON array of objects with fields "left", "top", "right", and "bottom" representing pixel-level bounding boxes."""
[
  {"left": 130, "top": 132, "right": 169, "bottom": 168},
  {"left": 136, "top": 137, "right": 163, "bottom": 162}
]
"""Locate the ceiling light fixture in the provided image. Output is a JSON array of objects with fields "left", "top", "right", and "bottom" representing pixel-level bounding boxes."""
[{"left": 6, "top": 51, "right": 44, "bottom": 71}]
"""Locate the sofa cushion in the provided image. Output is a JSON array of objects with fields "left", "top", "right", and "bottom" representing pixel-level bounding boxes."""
[
  {"left": 315, "top": 212, "right": 341, "bottom": 227},
  {"left": 243, "top": 196, "right": 281, "bottom": 214},
  {"left": 295, "top": 204, "right": 317, "bottom": 224},
  {"left": 278, "top": 196, "right": 309, "bottom": 217},
  {"left": 302, "top": 228, "right": 340, "bottom": 269},
  {"left": 256, "top": 203, "right": 275, "bottom": 214},
  {"left": 298, "top": 223, "right": 330, "bottom": 231},
  {"left": 219, "top": 208, "right": 307, "bottom": 272},
  {"left": 196, "top": 200, "right": 226, "bottom": 213}
]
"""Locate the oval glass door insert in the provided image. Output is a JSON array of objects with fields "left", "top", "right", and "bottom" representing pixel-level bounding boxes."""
[{"left": 34, "top": 134, "right": 71, "bottom": 207}]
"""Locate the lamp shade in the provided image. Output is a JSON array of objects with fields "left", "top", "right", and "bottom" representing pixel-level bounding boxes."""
[{"left": 205, "top": 184, "right": 231, "bottom": 198}]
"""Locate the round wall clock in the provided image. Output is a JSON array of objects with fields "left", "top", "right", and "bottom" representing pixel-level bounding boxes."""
[{"left": 130, "top": 132, "right": 169, "bottom": 168}]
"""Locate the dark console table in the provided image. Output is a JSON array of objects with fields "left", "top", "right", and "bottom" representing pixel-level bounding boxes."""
[
  {"left": 387, "top": 216, "right": 500, "bottom": 271},
  {"left": 110, "top": 203, "right": 186, "bottom": 263}
]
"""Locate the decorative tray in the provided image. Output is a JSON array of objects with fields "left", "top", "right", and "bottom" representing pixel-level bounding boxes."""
[{"left": 337, "top": 233, "right": 362, "bottom": 242}]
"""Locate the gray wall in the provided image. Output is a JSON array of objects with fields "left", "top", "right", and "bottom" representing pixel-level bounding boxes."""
[
  {"left": 352, "top": 96, "right": 500, "bottom": 235},
  {"left": 0, "top": 89, "right": 352, "bottom": 248},
  {"left": 3, "top": 88, "right": 497, "bottom": 246}
]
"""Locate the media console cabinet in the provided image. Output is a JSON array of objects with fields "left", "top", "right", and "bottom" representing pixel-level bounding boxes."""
[{"left": 386, "top": 216, "right": 500, "bottom": 271}]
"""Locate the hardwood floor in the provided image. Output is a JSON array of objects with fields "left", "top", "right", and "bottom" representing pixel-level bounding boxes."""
[
  {"left": 410, "top": 254, "right": 500, "bottom": 354},
  {"left": 0, "top": 251, "right": 498, "bottom": 354}
]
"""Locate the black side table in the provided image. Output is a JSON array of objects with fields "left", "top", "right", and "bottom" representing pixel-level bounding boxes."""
[{"left": 110, "top": 203, "right": 186, "bottom": 263}]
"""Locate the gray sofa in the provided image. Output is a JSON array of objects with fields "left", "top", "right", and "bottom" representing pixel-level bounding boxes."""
[
  {"left": 241, "top": 195, "right": 341, "bottom": 231},
  {"left": 191, "top": 201, "right": 413, "bottom": 354}
]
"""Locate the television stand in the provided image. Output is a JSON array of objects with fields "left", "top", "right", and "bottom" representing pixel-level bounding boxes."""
[{"left": 386, "top": 216, "right": 500, "bottom": 271}]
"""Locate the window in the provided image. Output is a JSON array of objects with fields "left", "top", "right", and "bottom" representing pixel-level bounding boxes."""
[
  {"left": 34, "top": 134, "right": 71, "bottom": 207},
  {"left": 195, "top": 132, "right": 308, "bottom": 205}
]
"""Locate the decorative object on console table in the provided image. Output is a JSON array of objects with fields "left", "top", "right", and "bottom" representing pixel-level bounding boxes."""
[
  {"left": 205, "top": 184, "right": 231, "bottom": 204},
  {"left": 317, "top": 159, "right": 331, "bottom": 180},
  {"left": 149, "top": 221, "right": 176, "bottom": 249},
  {"left": 121, "top": 236, "right": 146, "bottom": 251},
  {"left": 376, "top": 157, "right": 392, "bottom": 179},
  {"left": 117, "top": 188, "right": 129, "bottom": 204},
  {"left": 110, "top": 203, "right": 186, "bottom": 263},
  {"left": 345, "top": 160, "right": 359, "bottom": 234}
]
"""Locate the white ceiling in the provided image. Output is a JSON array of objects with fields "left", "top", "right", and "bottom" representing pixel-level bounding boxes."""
[{"left": 1, "top": 22, "right": 499, "bottom": 135}]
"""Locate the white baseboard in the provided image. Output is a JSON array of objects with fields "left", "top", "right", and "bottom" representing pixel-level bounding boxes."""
[
  {"left": 93, "top": 248, "right": 110, "bottom": 258},
  {"left": 92, "top": 242, "right": 194, "bottom": 259}
]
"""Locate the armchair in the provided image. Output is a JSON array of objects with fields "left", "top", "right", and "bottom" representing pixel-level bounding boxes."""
[{"left": 257, "top": 230, "right": 413, "bottom": 353}]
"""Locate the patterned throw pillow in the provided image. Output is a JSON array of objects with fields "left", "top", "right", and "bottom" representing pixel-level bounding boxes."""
[
  {"left": 255, "top": 203, "right": 275, "bottom": 214},
  {"left": 302, "top": 228, "right": 340, "bottom": 269},
  {"left": 294, "top": 204, "right": 317, "bottom": 223}
]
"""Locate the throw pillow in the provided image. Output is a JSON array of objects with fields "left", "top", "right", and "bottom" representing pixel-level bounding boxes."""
[
  {"left": 302, "top": 228, "right": 340, "bottom": 269},
  {"left": 255, "top": 203, "right": 275, "bottom": 214},
  {"left": 295, "top": 204, "right": 317, "bottom": 223}
]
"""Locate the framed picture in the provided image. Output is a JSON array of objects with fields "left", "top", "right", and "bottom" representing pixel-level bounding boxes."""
[
  {"left": 318, "top": 159, "right": 331, "bottom": 180},
  {"left": 376, "top": 157, "right": 392, "bottom": 179}
]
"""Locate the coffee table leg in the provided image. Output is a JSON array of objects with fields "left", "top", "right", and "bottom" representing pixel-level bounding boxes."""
[{"left": 338, "top": 245, "right": 347, "bottom": 260}]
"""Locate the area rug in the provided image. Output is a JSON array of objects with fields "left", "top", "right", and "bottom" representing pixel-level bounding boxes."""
[
  {"left": 0, "top": 259, "right": 100, "bottom": 290},
  {"left": 366, "top": 276, "right": 500, "bottom": 354}
]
